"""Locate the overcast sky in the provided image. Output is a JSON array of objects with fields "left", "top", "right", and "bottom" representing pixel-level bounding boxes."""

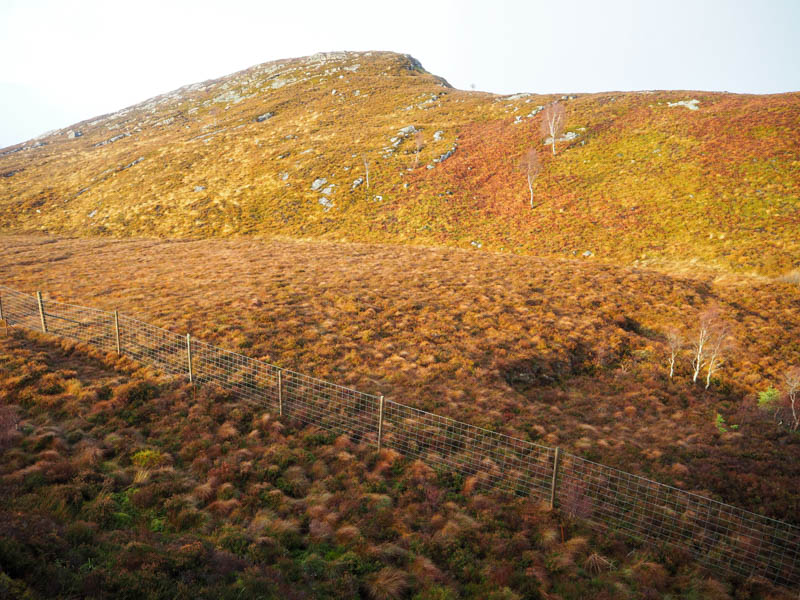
[{"left": 1, "top": 0, "right": 798, "bottom": 148}]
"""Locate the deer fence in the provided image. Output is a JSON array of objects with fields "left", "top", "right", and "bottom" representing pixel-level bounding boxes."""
[{"left": 0, "top": 284, "right": 797, "bottom": 590}]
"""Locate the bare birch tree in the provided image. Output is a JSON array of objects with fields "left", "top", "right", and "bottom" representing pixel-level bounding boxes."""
[
  {"left": 540, "top": 101, "right": 566, "bottom": 156},
  {"left": 520, "top": 148, "right": 542, "bottom": 208},
  {"left": 705, "top": 320, "right": 734, "bottom": 389},
  {"left": 665, "top": 327, "right": 683, "bottom": 380},
  {"left": 691, "top": 308, "right": 718, "bottom": 383},
  {"left": 414, "top": 131, "right": 424, "bottom": 168},
  {"left": 363, "top": 154, "right": 370, "bottom": 190},
  {"left": 785, "top": 367, "right": 800, "bottom": 430}
]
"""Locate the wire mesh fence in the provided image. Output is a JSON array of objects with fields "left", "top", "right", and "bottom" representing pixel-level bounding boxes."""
[
  {"left": 1, "top": 284, "right": 798, "bottom": 590},
  {"left": 557, "top": 452, "right": 800, "bottom": 588},
  {"left": 382, "top": 399, "right": 556, "bottom": 500}
]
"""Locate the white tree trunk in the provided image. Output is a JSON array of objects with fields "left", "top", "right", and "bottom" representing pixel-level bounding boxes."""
[{"left": 527, "top": 173, "right": 534, "bottom": 208}]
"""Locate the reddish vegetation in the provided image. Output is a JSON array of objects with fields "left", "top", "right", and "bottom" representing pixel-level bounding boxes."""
[
  {"left": 0, "top": 332, "right": 795, "bottom": 598},
  {"left": 2, "top": 235, "right": 798, "bottom": 524}
]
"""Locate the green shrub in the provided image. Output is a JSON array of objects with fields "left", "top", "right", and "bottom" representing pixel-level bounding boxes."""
[{"left": 758, "top": 387, "right": 780, "bottom": 411}]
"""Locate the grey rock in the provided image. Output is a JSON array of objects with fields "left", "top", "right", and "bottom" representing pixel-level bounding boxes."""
[
  {"left": 311, "top": 178, "right": 327, "bottom": 191},
  {"left": 398, "top": 125, "right": 418, "bottom": 136},
  {"left": 471, "top": 241, "right": 483, "bottom": 249},
  {"left": 582, "top": 250, "right": 593, "bottom": 257},
  {"left": 321, "top": 185, "right": 334, "bottom": 195},
  {"left": 318, "top": 197, "right": 334, "bottom": 211},
  {"left": 351, "top": 177, "right": 364, "bottom": 189},
  {"left": 255, "top": 112, "right": 274, "bottom": 122},
  {"left": 280, "top": 172, "right": 289, "bottom": 181},
  {"left": 88, "top": 210, "right": 97, "bottom": 218},
  {"left": 66, "top": 130, "right": 83, "bottom": 139},
  {"left": 433, "top": 130, "right": 444, "bottom": 141},
  {"left": 194, "top": 186, "right": 206, "bottom": 192}
]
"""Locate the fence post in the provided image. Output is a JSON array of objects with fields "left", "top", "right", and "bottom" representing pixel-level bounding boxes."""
[
  {"left": 550, "top": 447, "right": 561, "bottom": 509},
  {"left": 36, "top": 291, "right": 48, "bottom": 333},
  {"left": 186, "top": 333, "right": 193, "bottom": 383},
  {"left": 113, "top": 311, "right": 121, "bottom": 355},
  {"left": 0, "top": 291, "right": 4, "bottom": 323},
  {"left": 278, "top": 370, "right": 283, "bottom": 416},
  {"left": 377, "top": 395, "right": 385, "bottom": 450}
]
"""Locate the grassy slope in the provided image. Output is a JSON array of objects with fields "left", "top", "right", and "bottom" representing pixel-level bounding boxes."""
[
  {"left": 0, "top": 332, "right": 794, "bottom": 599},
  {"left": 2, "top": 235, "right": 798, "bottom": 524},
  {"left": 0, "top": 51, "right": 798, "bottom": 275}
]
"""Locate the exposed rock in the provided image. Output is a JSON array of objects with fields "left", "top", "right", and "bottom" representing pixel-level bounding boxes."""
[
  {"left": 543, "top": 131, "right": 579, "bottom": 144},
  {"left": 351, "top": 177, "right": 364, "bottom": 189},
  {"left": 321, "top": 185, "right": 334, "bottom": 195},
  {"left": 255, "top": 112, "right": 274, "bottom": 122},
  {"left": 318, "top": 197, "right": 334, "bottom": 211},
  {"left": 433, "top": 145, "right": 457, "bottom": 163},
  {"left": 280, "top": 172, "right": 289, "bottom": 181},
  {"left": 88, "top": 210, "right": 97, "bottom": 218},
  {"left": 398, "top": 125, "right": 418, "bottom": 136},
  {"left": 582, "top": 250, "right": 593, "bottom": 257},
  {"left": 66, "top": 130, "right": 83, "bottom": 139},
  {"left": 471, "top": 241, "right": 483, "bottom": 248},
  {"left": 667, "top": 99, "right": 700, "bottom": 110},
  {"left": 94, "top": 132, "right": 131, "bottom": 147},
  {"left": 311, "top": 178, "right": 327, "bottom": 191},
  {"left": 506, "top": 93, "right": 532, "bottom": 100},
  {"left": 194, "top": 186, "right": 206, "bottom": 192},
  {"left": 433, "top": 130, "right": 444, "bottom": 141}
]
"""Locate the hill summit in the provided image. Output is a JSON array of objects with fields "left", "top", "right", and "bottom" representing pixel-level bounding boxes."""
[{"left": 1, "top": 50, "right": 798, "bottom": 275}]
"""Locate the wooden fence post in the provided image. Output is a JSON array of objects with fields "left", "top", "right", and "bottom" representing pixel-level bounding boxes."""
[
  {"left": 36, "top": 291, "right": 47, "bottom": 333},
  {"left": 278, "top": 370, "right": 283, "bottom": 416},
  {"left": 550, "top": 447, "right": 561, "bottom": 510},
  {"left": 186, "top": 334, "right": 193, "bottom": 383},
  {"left": 113, "top": 311, "right": 121, "bottom": 355},
  {"left": 0, "top": 292, "right": 4, "bottom": 323},
  {"left": 377, "top": 395, "right": 385, "bottom": 450}
]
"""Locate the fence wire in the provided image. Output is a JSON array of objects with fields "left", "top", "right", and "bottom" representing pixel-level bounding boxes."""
[
  {"left": 191, "top": 339, "right": 280, "bottom": 411},
  {"left": 383, "top": 399, "right": 555, "bottom": 500},
  {"left": 117, "top": 314, "right": 187, "bottom": 377},
  {"left": 281, "top": 369, "right": 380, "bottom": 442},
  {"left": 1, "top": 284, "right": 798, "bottom": 590},
  {"left": 557, "top": 453, "right": 800, "bottom": 588},
  {"left": 0, "top": 285, "right": 40, "bottom": 331},
  {"left": 43, "top": 298, "right": 117, "bottom": 352}
]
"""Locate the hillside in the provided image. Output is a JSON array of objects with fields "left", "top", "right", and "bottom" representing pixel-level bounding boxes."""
[
  {"left": 1, "top": 51, "right": 798, "bottom": 275},
  {"left": 3, "top": 235, "right": 799, "bottom": 525},
  {"left": 0, "top": 331, "right": 795, "bottom": 599}
]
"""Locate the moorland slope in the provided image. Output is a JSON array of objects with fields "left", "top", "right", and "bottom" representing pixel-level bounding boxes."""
[{"left": 0, "top": 51, "right": 798, "bottom": 275}]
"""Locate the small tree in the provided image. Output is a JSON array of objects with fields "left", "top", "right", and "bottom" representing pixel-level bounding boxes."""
[
  {"left": 363, "top": 154, "right": 370, "bottom": 190},
  {"left": 520, "top": 148, "right": 542, "bottom": 208},
  {"left": 665, "top": 327, "right": 683, "bottom": 380},
  {"left": 691, "top": 308, "right": 718, "bottom": 384},
  {"left": 785, "top": 367, "right": 800, "bottom": 430},
  {"left": 413, "top": 131, "right": 424, "bottom": 168},
  {"left": 540, "top": 101, "right": 566, "bottom": 156},
  {"left": 704, "top": 320, "right": 734, "bottom": 389}
]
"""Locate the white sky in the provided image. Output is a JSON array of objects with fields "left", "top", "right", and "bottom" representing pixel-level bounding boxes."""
[{"left": 1, "top": 0, "right": 798, "bottom": 148}]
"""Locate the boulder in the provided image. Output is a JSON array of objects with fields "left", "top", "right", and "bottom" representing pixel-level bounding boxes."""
[
  {"left": 311, "top": 178, "right": 327, "bottom": 191},
  {"left": 255, "top": 112, "right": 274, "bottom": 122}
]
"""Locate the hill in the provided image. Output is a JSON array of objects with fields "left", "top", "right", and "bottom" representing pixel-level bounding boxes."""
[{"left": 0, "top": 51, "right": 798, "bottom": 275}]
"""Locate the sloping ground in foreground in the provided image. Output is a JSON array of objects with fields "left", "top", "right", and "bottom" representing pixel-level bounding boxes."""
[
  {"left": 0, "top": 332, "right": 795, "bottom": 599},
  {"left": 2, "top": 234, "right": 799, "bottom": 525}
]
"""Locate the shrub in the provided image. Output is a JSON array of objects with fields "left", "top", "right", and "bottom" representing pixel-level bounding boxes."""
[
  {"left": 757, "top": 387, "right": 780, "bottom": 412},
  {"left": 366, "top": 567, "right": 408, "bottom": 600}
]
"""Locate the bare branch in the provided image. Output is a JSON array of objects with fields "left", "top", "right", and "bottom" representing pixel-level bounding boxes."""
[
  {"left": 540, "top": 102, "right": 566, "bottom": 156},
  {"left": 691, "top": 308, "right": 718, "bottom": 384},
  {"left": 705, "top": 319, "right": 735, "bottom": 389},
  {"left": 519, "top": 148, "right": 542, "bottom": 208},
  {"left": 665, "top": 327, "right": 684, "bottom": 380}
]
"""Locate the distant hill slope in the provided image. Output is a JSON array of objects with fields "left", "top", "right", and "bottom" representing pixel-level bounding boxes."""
[{"left": 1, "top": 50, "right": 798, "bottom": 275}]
